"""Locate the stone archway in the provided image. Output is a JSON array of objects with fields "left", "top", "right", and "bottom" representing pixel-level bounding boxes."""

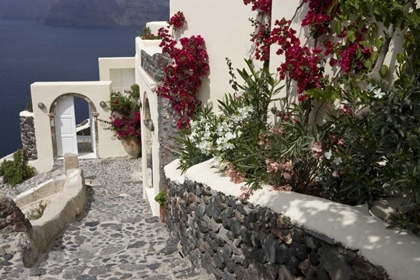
[{"left": 49, "top": 93, "right": 99, "bottom": 159}]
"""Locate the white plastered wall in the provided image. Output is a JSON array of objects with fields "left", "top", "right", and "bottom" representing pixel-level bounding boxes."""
[
  {"left": 98, "top": 57, "right": 136, "bottom": 93},
  {"left": 30, "top": 81, "right": 127, "bottom": 173},
  {"left": 135, "top": 37, "right": 162, "bottom": 216},
  {"left": 170, "top": 0, "right": 261, "bottom": 111}
]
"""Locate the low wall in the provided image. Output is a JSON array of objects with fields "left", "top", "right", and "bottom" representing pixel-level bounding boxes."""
[
  {"left": 19, "top": 111, "right": 37, "bottom": 160},
  {"left": 18, "top": 168, "right": 87, "bottom": 267},
  {"left": 140, "top": 50, "right": 171, "bottom": 82},
  {"left": 164, "top": 159, "right": 420, "bottom": 280}
]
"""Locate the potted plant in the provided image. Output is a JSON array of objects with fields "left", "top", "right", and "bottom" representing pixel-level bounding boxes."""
[
  {"left": 140, "top": 26, "right": 162, "bottom": 40},
  {"left": 139, "top": 26, "right": 162, "bottom": 47},
  {"left": 154, "top": 191, "right": 166, "bottom": 223},
  {"left": 100, "top": 84, "right": 141, "bottom": 158}
]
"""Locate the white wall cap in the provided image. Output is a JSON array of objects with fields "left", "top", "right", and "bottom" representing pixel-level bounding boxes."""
[
  {"left": 19, "top": 111, "right": 34, "bottom": 117},
  {"left": 31, "top": 81, "right": 112, "bottom": 87},
  {"left": 98, "top": 57, "right": 135, "bottom": 62},
  {"left": 177, "top": 159, "right": 420, "bottom": 280},
  {"left": 164, "top": 159, "right": 185, "bottom": 184}
]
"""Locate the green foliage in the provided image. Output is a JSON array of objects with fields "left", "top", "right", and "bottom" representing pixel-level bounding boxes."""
[
  {"left": 316, "top": 64, "right": 420, "bottom": 235},
  {"left": 239, "top": 103, "right": 320, "bottom": 193},
  {"left": 154, "top": 191, "right": 166, "bottom": 205},
  {"left": 177, "top": 59, "right": 282, "bottom": 174},
  {"left": 25, "top": 99, "right": 33, "bottom": 112},
  {"left": 177, "top": 107, "right": 213, "bottom": 173},
  {"left": 0, "top": 150, "right": 35, "bottom": 187},
  {"left": 99, "top": 84, "right": 141, "bottom": 142},
  {"left": 108, "top": 86, "right": 139, "bottom": 116},
  {"left": 130, "top": 84, "right": 140, "bottom": 99},
  {"left": 175, "top": 1, "right": 420, "bottom": 236},
  {"left": 139, "top": 26, "right": 162, "bottom": 40}
]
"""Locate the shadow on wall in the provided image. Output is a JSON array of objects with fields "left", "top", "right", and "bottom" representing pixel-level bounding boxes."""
[{"left": 252, "top": 189, "right": 419, "bottom": 269}]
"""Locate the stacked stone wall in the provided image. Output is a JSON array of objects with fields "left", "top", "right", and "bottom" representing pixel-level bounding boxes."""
[
  {"left": 19, "top": 114, "right": 37, "bottom": 160},
  {"left": 165, "top": 178, "right": 390, "bottom": 280},
  {"left": 158, "top": 98, "right": 178, "bottom": 192},
  {"left": 141, "top": 50, "right": 171, "bottom": 82}
]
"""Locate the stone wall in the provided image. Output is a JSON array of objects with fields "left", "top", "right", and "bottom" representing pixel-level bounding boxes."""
[
  {"left": 165, "top": 178, "right": 390, "bottom": 280},
  {"left": 141, "top": 50, "right": 171, "bottom": 82},
  {"left": 157, "top": 98, "right": 178, "bottom": 193},
  {"left": 19, "top": 113, "right": 37, "bottom": 160}
]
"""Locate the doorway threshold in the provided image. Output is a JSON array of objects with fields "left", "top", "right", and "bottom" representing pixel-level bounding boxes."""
[
  {"left": 78, "top": 153, "right": 97, "bottom": 159},
  {"left": 57, "top": 153, "right": 97, "bottom": 160}
]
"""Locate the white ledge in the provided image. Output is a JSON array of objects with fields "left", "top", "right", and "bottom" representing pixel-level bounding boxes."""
[
  {"left": 20, "top": 111, "right": 34, "bottom": 117},
  {"left": 165, "top": 159, "right": 420, "bottom": 280},
  {"left": 164, "top": 159, "right": 185, "bottom": 185}
]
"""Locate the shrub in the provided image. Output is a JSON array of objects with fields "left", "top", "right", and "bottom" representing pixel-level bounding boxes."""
[
  {"left": 177, "top": 59, "right": 282, "bottom": 179},
  {"left": 154, "top": 191, "right": 166, "bottom": 205},
  {"left": 139, "top": 26, "right": 162, "bottom": 40},
  {"left": 25, "top": 99, "right": 33, "bottom": 112},
  {"left": 0, "top": 150, "right": 35, "bottom": 187},
  {"left": 99, "top": 85, "right": 141, "bottom": 144}
]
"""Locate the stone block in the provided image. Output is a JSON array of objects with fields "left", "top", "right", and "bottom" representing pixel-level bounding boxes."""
[
  {"left": 276, "top": 243, "right": 291, "bottom": 264},
  {"left": 64, "top": 153, "right": 78, "bottom": 171},
  {"left": 278, "top": 265, "right": 296, "bottom": 280},
  {"left": 291, "top": 241, "right": 309, "bottom": 261},
  {"left": 318, "top": 244, "right": 356, "bottom": 280},
  {"left": 262, "top": 234, "right": 277, "bottom": 263}
]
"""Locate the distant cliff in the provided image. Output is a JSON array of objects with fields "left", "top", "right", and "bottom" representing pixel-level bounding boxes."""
[{"left": 0, "top": 0, "right": 169, "bottom": 26}]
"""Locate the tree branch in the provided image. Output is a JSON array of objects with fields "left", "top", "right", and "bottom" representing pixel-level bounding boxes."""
[
  {"left": 291, "top": 1, "right": 305, "bottom": 23},
  {"left": 366, "top": 24, "right": 396, "bottom": 91}
]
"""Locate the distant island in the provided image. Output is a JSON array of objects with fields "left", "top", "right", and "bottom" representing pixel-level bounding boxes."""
[{"left": 0, "top": 0, "right": 169, "bottom": 26}]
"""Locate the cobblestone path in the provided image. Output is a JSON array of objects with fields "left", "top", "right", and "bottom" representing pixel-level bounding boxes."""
[{"left": 1, "top": 158, "right": 213, "bottom": 280}]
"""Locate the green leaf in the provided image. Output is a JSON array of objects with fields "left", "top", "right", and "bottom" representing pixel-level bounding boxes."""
[
  {"left": 396, "top": 53, "right": 406, "bottom": 64},
  {"left": 335, "top": 20, "right": 341, "bottom": 34},
  {"left": 380, "top": 65, "right": 389, "bottom": 78},
  {"left": 374, "top": 37, "right": 384, "bottom": 50},
  {"left": 346, "top": 29, "right": 357, "bottom": 43},
  {"left": 363, "top": 59, "right": 373, "bottom": 71}
]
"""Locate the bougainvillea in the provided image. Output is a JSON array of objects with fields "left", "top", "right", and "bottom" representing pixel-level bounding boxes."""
[
  {"left": 157, "top": 12, "right": 210, "bottom": 129},
  {"left": 100, "top": 86, "right": 141, "bottom": 143},
  {"left": 169, "top": 11, "right": 186, "bottom": 30},
  {"left": 245, "top": 0, "right": 379, "bottom": 100},
  {"left": 243, "top": 0, "right": 272, "bottom": 14}
]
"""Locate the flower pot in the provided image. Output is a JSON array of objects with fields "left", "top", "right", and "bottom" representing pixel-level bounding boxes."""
[
  {"left": 122, "top": 138, "right": 141, "bottom": 158},
  {"left": 141, "top": 39, "right": 161, "bottom": 47},
  {"left": 160, "top": 205, "right": 166, "bottom": 223}
]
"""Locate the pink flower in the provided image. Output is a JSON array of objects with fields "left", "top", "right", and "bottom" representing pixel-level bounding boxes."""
[
  {"left": 311, "top": 141, "right": 323, "bottom": 159},
  {"left": 226, "top": 162, "right": 245, "bottom": 184},
  {"left": 282, "top": 172, "right": 292, "bottom": 180},
  {"left": 281, "top": 160, "right": 294, "bottom": 172},
  {"left": 266, "top": 159, "right": 280, "bottom": 173}
]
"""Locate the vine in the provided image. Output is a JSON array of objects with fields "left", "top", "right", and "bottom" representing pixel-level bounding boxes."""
[{"left": 157, "top": 12, "right": 210, "bottom": 129}]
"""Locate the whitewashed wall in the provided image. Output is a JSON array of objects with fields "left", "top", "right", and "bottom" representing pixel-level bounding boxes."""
[
  {"left": 98, "top": 57, "right": 136, "bottom": 93},
  {"left": 170, "top": 0, "right": 261, "bottom": 111},
  {"left": 31, "top": 81, "right": 127, "bottom": 172},
  {"left": 135, "top": 36, "right": 162, "bottom": 216}
]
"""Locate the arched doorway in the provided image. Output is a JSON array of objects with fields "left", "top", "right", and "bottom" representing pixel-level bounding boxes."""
[
  {"left": 49, "top": 93, "right": 98, "bottom": 159},
  {"left": 143, "top": 97, "right": 153, "bottom": 188}
]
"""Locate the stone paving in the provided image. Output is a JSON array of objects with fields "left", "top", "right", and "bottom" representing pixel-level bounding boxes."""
[{"left": 1, "top": 158, "right": 214, "bottom": 280}]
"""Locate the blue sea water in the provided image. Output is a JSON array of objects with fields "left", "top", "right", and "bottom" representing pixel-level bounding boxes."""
[{"left": 0, "top": 19, "right": 140, "bottom": 158}]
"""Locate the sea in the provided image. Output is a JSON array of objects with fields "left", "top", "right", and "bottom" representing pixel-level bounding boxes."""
[{"left": 0, "top": 19, "right": 141, "bottom": 158}]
